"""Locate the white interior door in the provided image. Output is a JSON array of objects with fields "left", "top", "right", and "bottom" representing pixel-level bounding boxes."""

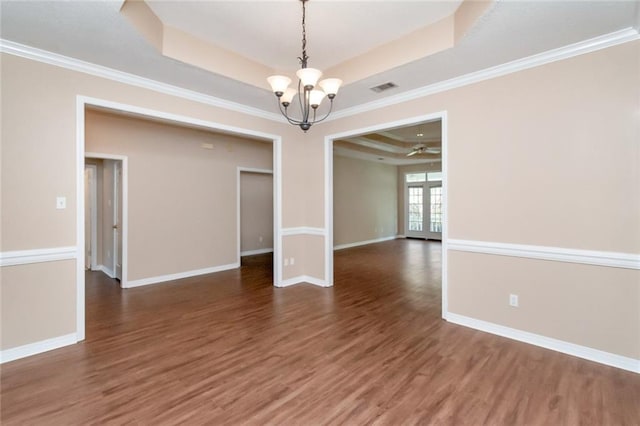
[
  {"left": 114, "top": 161, "right": 123, "bottom": 281},
  {"left": 426, "top": 184, "right": 442, "bottom": 241},
  {"left": 405, "top": 179, "right": 442, "bottom": 241},
  {"left": 406, "top": 184, "right": 427, "bottom": 238},
  {"left": 84, "top": 167, "right": 92, "bottom": 269},
  {"left": 84, "top": 164, "right": 98, "bottom": 270}
]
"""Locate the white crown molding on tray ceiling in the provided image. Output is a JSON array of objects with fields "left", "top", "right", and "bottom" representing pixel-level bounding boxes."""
[
  {"left": 325, "top": 27, "right": 640, "bottom": 122},
  {"left": 0, "top": 39, "right": 285, "bottom": 123},
  {"left": 1, "top": 27, "right": 638, "bottom": 124}
]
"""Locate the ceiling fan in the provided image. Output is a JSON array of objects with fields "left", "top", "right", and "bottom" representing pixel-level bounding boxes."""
[{"left": 406, "top": 144, "right": 441, "bottom": 157}]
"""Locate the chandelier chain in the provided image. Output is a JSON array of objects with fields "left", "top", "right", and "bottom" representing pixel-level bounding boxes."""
[{"left": 297, "top": 0, "right": 309, "bottom": 68}]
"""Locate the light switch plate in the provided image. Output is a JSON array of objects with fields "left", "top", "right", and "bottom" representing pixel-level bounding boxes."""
[{"left": 56, "top": 196, "right": 66, "bottom": 209}]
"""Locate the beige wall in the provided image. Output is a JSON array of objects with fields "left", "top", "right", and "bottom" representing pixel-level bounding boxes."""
[
  {"left": 318, "top": 40, "right": 640, "bottom": 359},
  {"left": 1, "top": 260, "right": 76, "bottom": 350},
  {"left": 449, "top": 251, "right": 640, "bottom": 358},
  {"left": 85, "top": 109, "right": 273, "bottom": 280},
  {"left": 333, "top": 155, "right": 398, "bottom": 246},
  {"left": 240, "top": 172, "right": 274, "bottom": 254}
]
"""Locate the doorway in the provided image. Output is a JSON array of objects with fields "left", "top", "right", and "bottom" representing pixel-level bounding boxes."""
[
  {"left": 84, "top": 154, "right": 127, "bottom": 286},
  {"left": 325, "top": 112, "right": 448, "bottom": 317},
  {"left": 76, "top": 96, "right": 283, "bottom": 342},
  {"left": 238, "top": 168, "right": 274, "bottom": 263}
]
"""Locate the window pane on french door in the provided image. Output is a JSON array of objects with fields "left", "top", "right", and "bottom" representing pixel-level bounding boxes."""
[
  {"left": 430, "top": 186, "right": 442, "bottom": 233},
  {"left": 408, "top": 186, "right": 424, "bottom": 231}
]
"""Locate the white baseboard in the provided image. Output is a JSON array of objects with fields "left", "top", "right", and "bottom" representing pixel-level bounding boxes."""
[
  {"left": 276, "top": 275, "right": 331, "bottom": 288},
  {"left": 446, "top": 312, "right": 640, "bottom": 374},
  {"left": 334, "top": 235, "right": 400, "bottom": 251},
  {"left": 0, "top": 333, "right": 78, "bottom": 364},
  {"left": 95, "top": 264, "right": 115, "bottom": 278},
  {"left": 125, "top": 262, "right": 240, "bottom": 288},
  {"left": 240, "top": 248, "right": 274, "bottom": 257}
]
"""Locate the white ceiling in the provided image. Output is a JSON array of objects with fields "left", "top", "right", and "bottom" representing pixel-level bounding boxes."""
[
  {"left": 336, "top": 120, "right": 443, "bottom": 165},
  {"left": 146, "top": 0, "right": 463, "bottom": 71},
  {"left": 1, "top": 1, "right": 638, "bottom": 165}
]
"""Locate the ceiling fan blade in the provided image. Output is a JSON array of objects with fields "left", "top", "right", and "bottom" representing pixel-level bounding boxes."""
[{"left": 406, "top": 150, "right": 418, "bottom": 157}]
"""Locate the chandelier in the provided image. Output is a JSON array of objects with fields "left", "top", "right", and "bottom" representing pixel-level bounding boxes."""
[{"left": 267, "top": 0, "right": 342, "bottom": 132}]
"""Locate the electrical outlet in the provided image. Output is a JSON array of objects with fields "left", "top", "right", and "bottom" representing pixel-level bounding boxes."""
[
  {"left": 290, "top": 257, "right": 295, "bottom": 266},
  {"left": 259, "top": 236, "right": 263, "bottom": 243},
  {"left": 509, "top": 294, "right": 519, "bottom": 307}
]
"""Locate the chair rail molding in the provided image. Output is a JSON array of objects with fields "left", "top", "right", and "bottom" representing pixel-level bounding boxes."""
[
  {"left": 0, "top": 246, "right": 77, "bottom": 267},
  {"left": 448, "top": 239, "right": 640, "bottom": 270}
]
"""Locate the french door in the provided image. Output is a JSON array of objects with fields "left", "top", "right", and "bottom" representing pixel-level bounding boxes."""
[{"left": 406, "top": 183, "right": 442, "bottom": 240}]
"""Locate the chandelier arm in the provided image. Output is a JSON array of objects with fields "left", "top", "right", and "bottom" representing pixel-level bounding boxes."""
[
  {"left": 277, "top": 102, "right": 303, "bottom": 125},
  {"left": 309, "top": 99, "right": 334, "bottom": 125}
]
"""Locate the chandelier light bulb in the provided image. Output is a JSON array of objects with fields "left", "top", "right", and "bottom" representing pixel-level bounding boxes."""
[
  {"left": 280, "top": 88, "right": 297, "bottom": 106},
  {"left": 319, "top": 78, "right": 342, "bottom": 98},
  {"left": 296, "top": 68, "right": 323, "bottom": 89},
  {"left": 267, "top": 75, "right": 291, "bottom": 96},
  {"left": 309, "top": 89, "right": 326, "bottom": 108}
]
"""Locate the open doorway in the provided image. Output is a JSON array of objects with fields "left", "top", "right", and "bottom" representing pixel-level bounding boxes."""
[
  {"left": 84, "top": 155, "right": 127, "bottom": 284},
  {"left": 325, "top": 112, "right": 448, "bottom": 317},
  {"left": 76, "top": 96, "right": 283, "bottom": 341},
  {"left": 238, "top": 168, "right": 274, "bottom": 264}
]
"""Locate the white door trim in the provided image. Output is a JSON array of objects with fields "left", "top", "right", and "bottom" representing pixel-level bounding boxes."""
[
  {"left": 113, "top": 160, "right": 123, "bottom": 280},
  {"left": 77, "top": 95, "right": 283, "bottom": 343},
  {"left": 237, "top": 167, "right": 274, "bottom": 265},
  {"left": 84, "top": 164, "right": 98, "bottom": 270},
  {"left": 324, "top": 111, "right": 449, "bottom": 319}
]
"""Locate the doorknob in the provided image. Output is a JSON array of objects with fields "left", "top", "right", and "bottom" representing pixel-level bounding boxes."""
[{"left": 113, "top": 224, "right": 119, "bottom": 230}]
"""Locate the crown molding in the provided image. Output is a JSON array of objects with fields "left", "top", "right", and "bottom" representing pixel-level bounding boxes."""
[
  {"left": 327, "top": 27, "right": 640, "bottom": 121},
  {"left": 0, "top": 39, "right": 284, "bottom": 123},
  {"left": 2, "top": 27, "right": 638, "bottom": 125}
]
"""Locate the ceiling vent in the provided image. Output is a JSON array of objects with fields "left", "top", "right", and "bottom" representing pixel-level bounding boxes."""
[{"left": 370, "top": 82, "right": 398, "bottom": 93}]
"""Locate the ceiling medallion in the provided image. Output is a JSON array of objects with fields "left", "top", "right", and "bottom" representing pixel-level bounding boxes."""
[{"left": 267, "top": 0, "right": 342, "bottom": 132}]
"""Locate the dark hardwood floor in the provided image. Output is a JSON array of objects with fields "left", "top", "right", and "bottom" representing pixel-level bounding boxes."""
[{"left": 1, "top": 239, "right": 638, "bottom": 424}]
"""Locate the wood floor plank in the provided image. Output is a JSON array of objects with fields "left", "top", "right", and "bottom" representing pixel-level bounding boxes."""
[{"left": 1, "top": 240, "right": 638, "bottom": 424}]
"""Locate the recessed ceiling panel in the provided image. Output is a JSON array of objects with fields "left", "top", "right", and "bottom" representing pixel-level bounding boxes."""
[{"left": 145, "top": 0, "right": 463, "bottom": 71}]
